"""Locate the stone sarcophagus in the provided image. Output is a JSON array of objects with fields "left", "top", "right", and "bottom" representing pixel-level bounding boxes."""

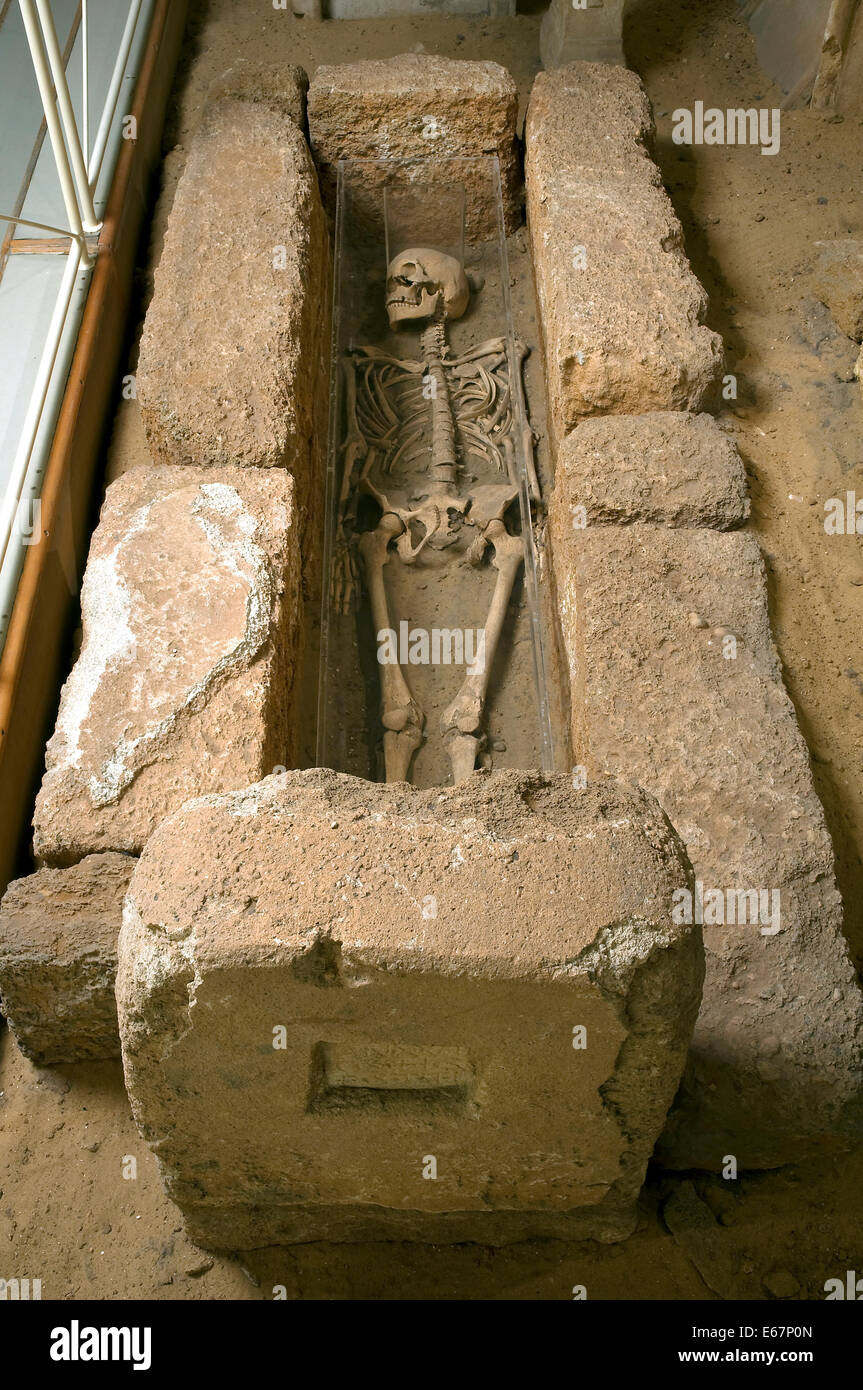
[{"left": 116, "top": 769, "right": 704, "bottom": 1248}]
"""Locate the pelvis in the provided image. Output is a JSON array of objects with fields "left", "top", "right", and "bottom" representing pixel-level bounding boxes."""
[{"left": 360, "top": 478, "right": 520, "bottom": 564}]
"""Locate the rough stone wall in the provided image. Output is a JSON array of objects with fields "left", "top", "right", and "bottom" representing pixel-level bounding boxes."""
[
  {"left": 137, "top": 96, "right": 330, "bottom": 533},
  {"left": 526, "top": 64, "right": 724, "bottom": 445},
  {"left": 307, "top": 55, "right": 521, "bottom": 237},
  {"left": 2, "top": 86, "right": 329, "bottom": 1075},
  {"left": 117, "top": 769, "right": 703, "bottom": 1248},
  {"left": 532, "top": 63, "right": 863, "bottom": 1167},
  {"left": 549, "top": 509, "right": 863, "bottom": 1167}
]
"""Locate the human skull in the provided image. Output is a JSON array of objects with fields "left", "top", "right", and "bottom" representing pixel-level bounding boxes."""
[{"left": 385, "top": 247, "right": 470, "bottom": 327}]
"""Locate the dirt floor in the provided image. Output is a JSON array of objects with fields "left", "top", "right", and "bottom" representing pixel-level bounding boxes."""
[{"left": 1, "top": 0, "right": 862, "bottom": 1300}]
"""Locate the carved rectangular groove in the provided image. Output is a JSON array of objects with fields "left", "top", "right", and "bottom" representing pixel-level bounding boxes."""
[{"left": 308, "top": 1040, "right": 473, "bottom": 1115}]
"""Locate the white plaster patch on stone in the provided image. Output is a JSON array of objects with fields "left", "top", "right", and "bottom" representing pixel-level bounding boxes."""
[
  {"left": 124, "top": 896, "right": 203, "bottom": 1065},
  {"left": 55, "top": 504, "right": 152, "bottom": 771}
]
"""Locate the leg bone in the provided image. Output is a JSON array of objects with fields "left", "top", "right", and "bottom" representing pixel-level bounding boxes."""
[
  {"left": 358, "top": 513, "right": 425, "bottom": 783},
  {"left": 440, "top": 519, "right": 524, "bottom": 782}
]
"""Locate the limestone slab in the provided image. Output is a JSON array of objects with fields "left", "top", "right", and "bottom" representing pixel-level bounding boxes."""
[
  {"left": 548, "top": 509, "right": 863, "bottom": 1167},
  {"left": 33, "top": 467, "right": 300, "bottom": 864},
  {"left": 0, "top": 854, "right": 134, "bottom": 1065},
  {"left": 137, "top": 97, "right": 329, "bottom": 505},
  {"left": 117, "top": 768, "right": 703, "bottom": 1248},
  {"left": 526, "top": 64, "right": 723, "bottom": 440},
  {"left": 307, "top": 55, "right": 521, "bottom": 236},
  {"left": 557, "top": 412, "right": 749, "bottom": 530}
]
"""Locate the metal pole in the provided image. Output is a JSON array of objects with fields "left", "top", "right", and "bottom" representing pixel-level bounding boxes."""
[
  {"left": 88, "top": 0, "right": 144, "bottom": 187},
  {"left": 82, "top": 0, "right": 89, "bottom": 164},
  {"left": 16, "top": 0, "right": 86, "bottom": 247},
  {"left": 0, "top": 242, "right": 87, "bottom": 582},
  {"left": 33, "top": 0, "right": 100, "bottom": 232},
  {"left": 0, "top": 211, "right": 83, "bottom": 241}
]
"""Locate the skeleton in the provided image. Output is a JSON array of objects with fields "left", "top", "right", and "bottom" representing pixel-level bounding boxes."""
[{"left": 333, "top": 247, "right": 540, "bottom": 785}]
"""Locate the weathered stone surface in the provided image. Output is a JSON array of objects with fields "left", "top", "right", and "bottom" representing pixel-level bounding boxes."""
[
  {"left": 558, "top": 412, "right": 749, "bottom": 530},
  {"left": 307, "top": 55, "right": 521, "bottom": 236},
  {"left": 137, "top": 98, "right": 329, "bottom": 508},
  {"left": 0, "top": 854, "right": 134, "bottom": 1064},
  {"left": 117, "top": 768, "right": 703, "bottom": 1248},
  {"left": 526, "top": 64, "right": 723, "bottom": 440},
  {"left": 541, "top": 0, "right": 625, "bottom": 68},
  {"left": 33, "top": 467, "right": 300, "bottom": 865},
  {"left": 548, "top": 508, "right": 863, "bottom": 1167},
  {"left": 813, "top": 238, "right": 863, "bottom": 341},
  {"left": 205, "top": 61, "right": 309, "bottom": 128}
]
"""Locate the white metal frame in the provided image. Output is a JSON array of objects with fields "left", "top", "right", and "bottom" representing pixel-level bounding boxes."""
[{"left": 0, "top": 0, "right": 147, "bottom": 651}]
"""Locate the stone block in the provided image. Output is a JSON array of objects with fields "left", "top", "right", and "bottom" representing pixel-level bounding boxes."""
[
  {"left": 526, "top": 64, "right": 723, "bottom": 440},
  {"left": 547, "top": 508, "right": 863, "bottom": 1167},
  {"left": 541, "top": 0, "right": 625, "bottom": 68},
  {"left": 0, "top": 854, "right": 134, "bottom": 1065},
  {"left": 33, "top": 467, "right": 300, "bottom": 864},
  {"left": 205, "top": 61, "right": 309, "bottom": 129},
  {"left": 137, "top": 97, "right": 330, "bottom": 508},
  {"left": 117, "top": 768, "right": 703, "bottom": 1248},
  {"left": 307, "top": 55, "right": 521, "bottom": 236},
  {"left": 557, "top": 412, "right": 749, "bottom": 529}
]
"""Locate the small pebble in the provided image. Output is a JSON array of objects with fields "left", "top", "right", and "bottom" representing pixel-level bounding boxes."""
[{"left": 763, "top": 1270, "right": 800, "bottom": 1299}]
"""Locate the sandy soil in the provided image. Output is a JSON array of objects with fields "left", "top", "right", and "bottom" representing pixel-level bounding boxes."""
[{"left": 2, "top": 0, "right": 862, "bottom": 1300}]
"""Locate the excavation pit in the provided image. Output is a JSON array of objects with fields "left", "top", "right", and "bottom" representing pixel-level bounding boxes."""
[{"left": 317, "top": 157, "right": 555, "bottom": 788}]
